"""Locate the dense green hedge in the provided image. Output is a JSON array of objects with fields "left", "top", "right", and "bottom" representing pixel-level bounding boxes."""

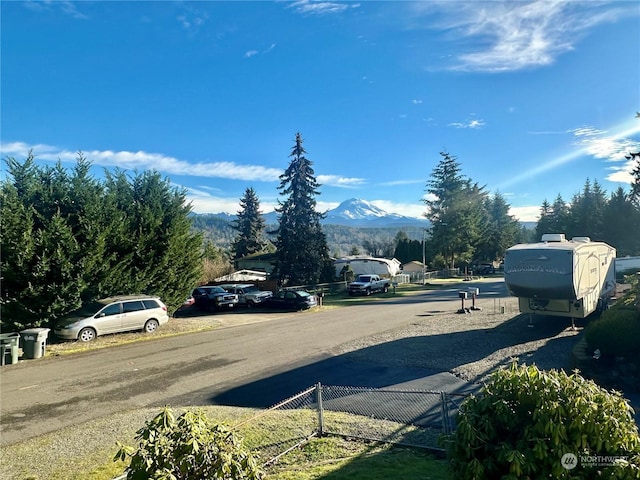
[
  {"left": 585, "top": 275, "right": 640, "bottom": 358},
  {"left": 1, "top": 153, "right": 203, "bottom": 331},
  {"left": 447, "top": 364, "right": 640, "bottom": 479},
  {"left": 585, "top": 308, "right": 640, "bottom": 357}
]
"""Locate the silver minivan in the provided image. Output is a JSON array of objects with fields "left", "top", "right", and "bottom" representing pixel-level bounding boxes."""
[{"left": 54, "top": 295, "right": 169, "bottom": 342}]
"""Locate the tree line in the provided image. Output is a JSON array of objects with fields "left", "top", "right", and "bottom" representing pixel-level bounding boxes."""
[
  {"left": 2, "top": 138, "right": 639, "bottom": 331},
  {"left": 1, "top": 153, "right": 203, "bottom": 331}
]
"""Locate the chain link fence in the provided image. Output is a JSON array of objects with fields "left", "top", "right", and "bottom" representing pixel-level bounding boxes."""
[{"left": 231, "top": 383, "right": 470, "bottom": 466}]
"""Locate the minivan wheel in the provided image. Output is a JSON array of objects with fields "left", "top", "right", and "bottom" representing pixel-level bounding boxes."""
[
  {"left": 78, "top": 327, "right": 97, "bottom": 342},
  {"left": 144, "top": 319, "right": 159, "bottom": 333}
]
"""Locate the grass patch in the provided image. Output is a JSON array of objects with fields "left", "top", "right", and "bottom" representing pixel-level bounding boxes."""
[
  {"left": 45, "top": 317, "right": 224, "bottom": 356},
  {"left": 1, "top": 406, "right": 450, "bottom": 480},
  {"left": 267, "top": 437, "right": 448, "bottom": 480}
]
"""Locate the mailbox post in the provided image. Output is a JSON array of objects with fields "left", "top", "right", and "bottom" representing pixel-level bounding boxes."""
[
  {"left": 468, "top": 287, "right": 481, "bottom": 311},
  {"left": 457, "top": 291, "right": 468, "bottom": 313}
]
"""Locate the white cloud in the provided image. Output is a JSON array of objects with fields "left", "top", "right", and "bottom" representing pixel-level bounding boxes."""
[
  {"left": 449, "top": 118, "right": 486, "bottom": 129},
  {"left": 412, "top": 99, "right": 423, "bottom": 104},
  {"left": 379, "top": 179, "right": 424, "bottom": 187},
  {"left": 412, "top": 1, "right": 629, "bottom": 72},
  {"left": 317, "top": 174, "right": 366, "bottom": 188},
  {"left": 24, "top": 1, "right": 88, "bottom": 19},
  {"left": 176, "top": 5, "right": 208, "bottom": 34},
  {"left": 499, "top": 120, "right": 640, "bottom": 190},
  {"left": 289, "top": 0, "right": 359, "bottom": 15},
  {"left": 509, "top": 205, "right": 540, "bottom": 223},
  {"left": 369, "top": 200, "right": 426, "bottom": 219},
  {"left": 0, "top": 142, "right": 283, "bottom": 182},
  {"left": 570, "top": 126, "right": 640, "bottom": 162},
  {"left": 245, "top": 44, "right": 277, "bottom": 58}
]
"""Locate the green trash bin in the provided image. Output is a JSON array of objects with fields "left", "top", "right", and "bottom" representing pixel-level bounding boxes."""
[
  {"left": 0, "top": 332, "right": 20, "bottom": 365},
  {"left": 20, "top": 328, "right": 50, "bottom": 360}
]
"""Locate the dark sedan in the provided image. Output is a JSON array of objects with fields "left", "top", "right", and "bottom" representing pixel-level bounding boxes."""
[{"left": 263, "top": 290, "right": 318, "bottom": 311}]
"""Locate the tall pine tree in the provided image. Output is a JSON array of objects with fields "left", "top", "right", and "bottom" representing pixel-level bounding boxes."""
[
  {"left": 424, "top": 151, "right": 486, "bottom": 268},
  {"left": 273, "top": 133, "right": 333, "bottom": 286},
  {"left": 475, "top": 192, "right": 521, "bottom": 263},
  {"left": 231, "top": 187, "right": 267, "bottom": 259},
  {"left": 630, "top": 153, "right": 640, "bottom": 207}
]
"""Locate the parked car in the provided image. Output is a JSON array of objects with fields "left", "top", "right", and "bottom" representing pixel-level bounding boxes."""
[
  {"left": 474, "top": 263, "right": 496, "bottom": 275},
  {"left": 219, "top": 283, "right": 273, "bottom": 307},
  {"left": 191, "top": 286, "right": 239, "bottom": 312},
  {"left": 263, "top": 290, "right": 318, "bottom": 311},
  {"left": 54, "top": 295, "right": 169, "bottom": 342}
]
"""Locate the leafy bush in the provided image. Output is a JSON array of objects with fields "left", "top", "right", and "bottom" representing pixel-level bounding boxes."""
[
  {"left": 447, "top": 364, "right": 640, "bottom": 479},
  {"left": 115, "top": 407, "right": 263, "bottom": 480},
  {"left": 585, "top": 307, "right": 640, "bottom": 357}
]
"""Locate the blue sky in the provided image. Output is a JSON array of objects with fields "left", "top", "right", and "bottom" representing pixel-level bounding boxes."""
[{"left": 2, "top": 0, "right": 639, "bottom": 222}]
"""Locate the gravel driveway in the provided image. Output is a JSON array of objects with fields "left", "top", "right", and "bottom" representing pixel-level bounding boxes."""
[{"left": 332, "top": 307, "right": 583, "bottom": 384}]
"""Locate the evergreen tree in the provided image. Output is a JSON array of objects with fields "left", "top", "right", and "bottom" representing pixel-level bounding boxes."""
[
  {"left": 536, "top": 194, "right": 569, "bottom": 239},
  {"left": 1, "top": 154, "right": 203, "bottom": 330},
  {"left": 424, "top": 151, "right": 486, "bottom": 268},
  {"left": 567, "top": 179, "right": 607, "bottom": 240},
  {"left": 475, "top": 192, "right": 521, "bottom": 262},
  {"left": 231, "top": 187, "right": 267, "bottom": 259},
  {"left": 602, "top": 187, "right": 640, "bottom": 256},
  {"left": 273, "top": 133, "right": 333, "bottom": 286},
  {"left": 534, "top": 200, "right": 553, "bottom": 240},
  {"left": 393, "top": 231, "right": 424, "bottom": 264},
  {"left": 631, "top": 153, "right": 640, "bottom": 207}
]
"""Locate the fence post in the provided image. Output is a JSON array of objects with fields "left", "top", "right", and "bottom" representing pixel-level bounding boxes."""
[
  {"left": 316, "top": 382, "right": 324, "bottom": 437},
  {"left": 440, "top": 391, "right": 450, "bottom": 435}
]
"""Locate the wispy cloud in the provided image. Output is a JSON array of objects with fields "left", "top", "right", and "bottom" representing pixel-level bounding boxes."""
[
  {"left": 288, "top": 0, "right": 359, "bottom": 15},
  {"left": 570, "top": 126, "right": 640, "bottom": 162},
  {"left": 317, "top": 174, "right": 366, "bottom": 188},
  {"left": 379, "top": 179, "right": 424, "bottom": 187},
  {"left": 24, "top": 0, "right": 88, "bottom": 19},
  {"left": 412, "top": 1, "right": 630, "bottom": 72},
  {"left": 0, "top": 142, "right": 283, "bottom": 182},
  {"left": 182, "top": 186, "right": 280, "bottom": 215},
  {"left": 245, "top": 44, "right": 277, "bottom": 58},
  {"left": 449, "top": 117, "right": 486, "bottom": 129},
  {"left": 177, "top": 5, "right": 209, "bottom": 35},
  {"left": 498, "top": 119, "right": 640, "bottom": 189}
]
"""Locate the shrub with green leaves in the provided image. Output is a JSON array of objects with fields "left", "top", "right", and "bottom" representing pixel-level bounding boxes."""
[
  {"left": 447, "top": 364, "right": 640, "bottom": 479},
  {"left": 115, "top": 407, "right": 264, "bottom": 480},
  {"left": 585, "top": 307, "right": 640, "bottom": 357}
]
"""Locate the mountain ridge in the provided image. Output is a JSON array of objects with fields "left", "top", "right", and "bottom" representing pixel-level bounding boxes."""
[{"left": 205, "top": 198, "right": 429, "bottom": 228}]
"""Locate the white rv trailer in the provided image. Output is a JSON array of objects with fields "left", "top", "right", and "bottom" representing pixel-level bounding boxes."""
[{"left": 504, "top": 234, "right": 616, "bottom": 319}]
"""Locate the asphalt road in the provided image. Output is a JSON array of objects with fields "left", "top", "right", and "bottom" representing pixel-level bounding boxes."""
[{"left": 0, "top": 280, "right": 509, "bottom": 446}]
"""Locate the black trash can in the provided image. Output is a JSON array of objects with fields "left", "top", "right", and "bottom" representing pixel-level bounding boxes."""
[
  {"left": 20, "top": 328, "right": 51, "bottom": 360},
  {"left": 0, "top": 332, "right": 20, "bottom": 365}
]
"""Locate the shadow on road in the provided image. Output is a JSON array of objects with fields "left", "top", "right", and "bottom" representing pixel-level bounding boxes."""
[{"left": 201, "top": 312, "right": 578, "bottom": 410}]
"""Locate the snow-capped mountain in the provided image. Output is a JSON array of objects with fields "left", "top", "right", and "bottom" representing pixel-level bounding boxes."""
[
  {"left": 205, "top": 198, "right": 428, "bottom": 228},
  {"left": 323, "top": 198, "right": 426, "bottom": 227}
]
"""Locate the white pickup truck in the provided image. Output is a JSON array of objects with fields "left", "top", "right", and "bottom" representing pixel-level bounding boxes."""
[{"left": 347, "top": 274, "right": 391, "bottom": 296}]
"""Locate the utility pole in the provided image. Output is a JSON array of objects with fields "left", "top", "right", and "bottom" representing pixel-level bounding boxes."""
[{"left": 422, "top": 228, "right": 427, "bottom": 285}]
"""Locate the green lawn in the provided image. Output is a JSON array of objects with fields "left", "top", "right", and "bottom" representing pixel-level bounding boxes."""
[{"left": 1, "top": 406, "right": 450, "bottom": 480}]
